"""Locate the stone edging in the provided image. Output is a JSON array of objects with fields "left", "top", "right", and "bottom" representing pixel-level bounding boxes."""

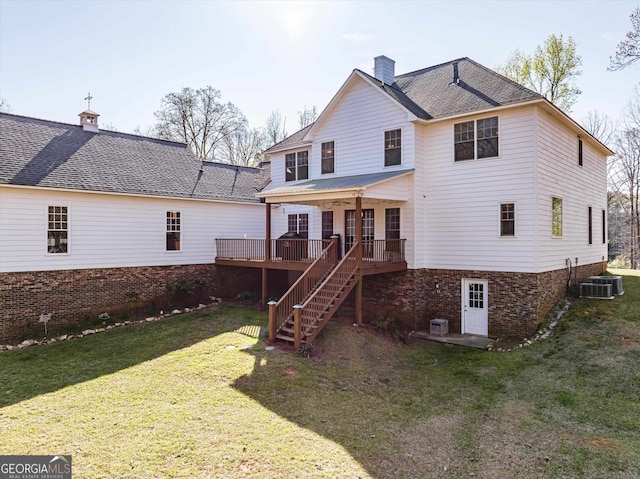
[{"left": 0, "top": 298, "right": 222, "bottom": 351}]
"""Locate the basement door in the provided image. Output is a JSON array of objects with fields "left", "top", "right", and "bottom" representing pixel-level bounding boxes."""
[{"left": 462, "top": 279, "right": 488, "bottom": 336}]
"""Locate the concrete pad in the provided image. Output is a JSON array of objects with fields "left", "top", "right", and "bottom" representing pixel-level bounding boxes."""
[{"left": 412, "top": 331, "right": 493, "bottom": 350}]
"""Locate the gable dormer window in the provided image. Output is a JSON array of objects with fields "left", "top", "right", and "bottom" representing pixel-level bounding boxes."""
[
  {"left": 384, "top": 129, "right": 401, "bottom": 166},
  {"left": 321, "top": 141, "right": 335, "bottom": 174},
  {"left": 454, "top": 116, "right": 499, "bottom": 161},
  {"left": 285, "top": 151, "right": 309, "bottom": 182}
]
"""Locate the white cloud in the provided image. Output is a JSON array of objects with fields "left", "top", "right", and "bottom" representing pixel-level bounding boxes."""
[{"left": 341, "top": 33, "right": 376, "bottom": 42}]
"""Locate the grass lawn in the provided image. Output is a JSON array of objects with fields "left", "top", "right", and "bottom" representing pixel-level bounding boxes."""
[{"left": 1, "top": 271, "right": 639, "bottom": 479}]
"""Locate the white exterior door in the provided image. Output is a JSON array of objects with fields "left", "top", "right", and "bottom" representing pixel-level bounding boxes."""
[{"left": 462, "top": 279, "right": 488, "bottom": 336}]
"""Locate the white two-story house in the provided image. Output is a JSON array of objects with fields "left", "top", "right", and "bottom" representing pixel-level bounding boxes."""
[{"left": 216, "top": 56, "right": 612, "bottom": 345}]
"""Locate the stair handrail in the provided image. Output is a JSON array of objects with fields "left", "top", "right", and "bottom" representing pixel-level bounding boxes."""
[
  {"left": 269, "top": 238, "right": 338, "bottom": 341},
  {"left": 297, "top": 242, "right": 359, "bottom": 339}
]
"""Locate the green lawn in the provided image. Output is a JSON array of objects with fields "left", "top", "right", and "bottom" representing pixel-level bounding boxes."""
[{"left": 1, "top": 271, "right": 639, "bottom": 478}]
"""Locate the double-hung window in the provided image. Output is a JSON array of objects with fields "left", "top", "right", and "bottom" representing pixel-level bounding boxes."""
[
  {"left": 454, "top": 116, "right": 499, "bottom": 161},
  {"left": 500, "top": 203, "right": 515, "bottom": 237},
  {"left": 285, "top": 151, "right": 309, "bottom": 182},
  {"left": 166, "top": 211, "right": 181, "bottom": 251},
  {"left": 47, "top": 206, "right": 68, "bottom": 254},
  {"left": 321, "top": 211, "right": 334, "bottom": 239},
  {"left": 384, "top": 129, "right": 401, "bottom": 166},
  {"left": 321, "top": 141, "right": 335, "bottom": 174}
]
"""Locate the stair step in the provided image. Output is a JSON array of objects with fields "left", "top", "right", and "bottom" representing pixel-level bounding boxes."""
[{"left": 275, "top": 334, "right": 295, "bottom": 342}]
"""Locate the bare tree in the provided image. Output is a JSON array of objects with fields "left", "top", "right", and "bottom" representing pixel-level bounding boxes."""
[
  {"left": 0, "top": 98, "right": 12, "bottom": 113},
  {"left": 217, "top": 127, "right": 267, "bottom": 167},
  {"left": 609, "top": 87, "right": 640, "bottom": 268},
  {"left": 609, "top": 7, "right": 640, "bottom": 71},
  {"left": 153, "top": 86, "right": 247, "bottom": 161},
  {"left": 497, "top": 34, "right": 583, "bottom": 113},
  {"left": 582, "top": 110, "right": 616, "bottom": 147},
  {"left": 298, "top": 105, "right": 318, "bottom": 129},
  {"left": 264, "top": 110, "right": 288, "bottom": 147}
]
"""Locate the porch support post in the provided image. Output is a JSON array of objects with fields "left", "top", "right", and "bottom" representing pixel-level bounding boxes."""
[
  {"left": 262, "top": 202, "right": 271, "bottom": 306},
  {"left": 268, "top": 300, "right": 277, "bottom": 342},
  {"left": 261, "top": 267, "right": 268, "bottom": 306},
  {"left": 293, "top": 304, "right": 303, "bottom": 351},
  {"left": 265, "top": 202, "right": 271, "bottom": 261},
  {"left": 355, "top": 195, "right": 363, "bottom": 325}
]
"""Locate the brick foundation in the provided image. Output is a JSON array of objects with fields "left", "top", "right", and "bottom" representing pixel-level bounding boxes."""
[
  {"left": 0, "top": 264, "right": 261, "bottom": 344},
  {"left": 361, "top": 262, "right": 606, "bottom": 338}
]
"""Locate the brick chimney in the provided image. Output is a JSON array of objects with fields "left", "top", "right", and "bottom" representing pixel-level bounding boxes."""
[
  {"left": 374, "top": 55, "right": 395, "bottom": 85},
  {"left": 78, "top": 110, "right": 99, "bottom": 133}
]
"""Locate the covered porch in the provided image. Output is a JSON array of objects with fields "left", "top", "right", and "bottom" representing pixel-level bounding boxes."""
[{"left": 214, "top": 169, "right": 414, "bottom": 348}]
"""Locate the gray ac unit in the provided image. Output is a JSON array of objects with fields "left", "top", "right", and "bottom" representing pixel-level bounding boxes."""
[
  {"left": 580, "top": 282, "right": 613, "bottom": 299},
  {"left": 588, "top": 276, "right": 624, "bottom": 295}
]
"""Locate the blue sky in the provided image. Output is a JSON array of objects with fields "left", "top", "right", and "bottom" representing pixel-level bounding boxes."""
[{"left": 1, "top": 0, "right": 638, "bottom": 136}]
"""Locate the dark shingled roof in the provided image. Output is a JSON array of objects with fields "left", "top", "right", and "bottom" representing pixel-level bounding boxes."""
[
  {"left": 264, "top": 124, "right": 313, "bottom": 154},
  {"left": 390, "top": 57, "right": 543, "bottom": 119},
  {"left": 269, "top": 57, "right": 544, "bottom": 152},
  {"left": 0, "top": 113, "right": 265, "bottom": 203}
]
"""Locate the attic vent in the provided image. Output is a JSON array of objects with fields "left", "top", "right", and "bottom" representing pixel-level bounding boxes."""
[{"left": 580, "top": 283, "right": 613, "bottom": 299}]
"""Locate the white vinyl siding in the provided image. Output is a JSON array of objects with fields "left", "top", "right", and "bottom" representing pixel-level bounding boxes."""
[
  {"left": 536, "top": 109, "right": 608, "bottom": 270},
  {"left": 418, "top": 107, "right": 537, "bottom": 272},
  {"left": 0, "top": 187, "right": 264, "bottom": 273}
]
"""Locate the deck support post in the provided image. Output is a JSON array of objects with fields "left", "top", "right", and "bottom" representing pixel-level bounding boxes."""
[
  {"left": 355, "top": 195, "right": 363, "bottom": 325},
  {"left": 293, "top": 304, "right": 303, "bottom": 351},
  {"left": 268, "top": 300, "right": 277, "bottom": 342},
  {"left": 262, "top": 203, "right": 271, "bottom": 306}
]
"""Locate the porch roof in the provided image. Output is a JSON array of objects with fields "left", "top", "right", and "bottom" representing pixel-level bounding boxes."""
[{"left": 256, "top": 169, "right": 414, "bottom": 204}]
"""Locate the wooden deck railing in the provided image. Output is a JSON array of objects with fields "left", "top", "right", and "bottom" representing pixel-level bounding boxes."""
[
  {"left": 216, "top": 238, "right": 330, "bottom": 262},
  {"left": 361, "top": 239, "right": 406, "bottom": 262},
  {"left": 216, "top": 238, "right": 406, "bottom": 264},
  {"left": 268, "top": 239, "right": 339, "bottom": 341}
]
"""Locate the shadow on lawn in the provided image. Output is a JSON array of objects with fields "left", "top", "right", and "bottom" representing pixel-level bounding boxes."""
[
  {"left": 231, "top": 321, "right": 490, "bottom": 479},
  {"left": 0, "top": 310, "right": 232, "bottom": 408}
]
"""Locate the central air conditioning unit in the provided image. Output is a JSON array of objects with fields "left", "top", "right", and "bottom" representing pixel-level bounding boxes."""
[
  {"left": 580, "top": 282, "right": 614, "bottom": 299},
  {"left": 588, "top": 276, "right": 624, "bottom": 295}
]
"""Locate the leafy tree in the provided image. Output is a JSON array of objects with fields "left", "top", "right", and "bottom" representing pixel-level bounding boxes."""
[
  {"left": 297, "top": 105, "right": 318, "bottom": 129},
  {"left": 497, "top": 34, "right": 583, "bottom": 113},
  {"left": 153, "top": 86, "right": 247, "bottom": 161},
  {"left": 609, "top": 7, "right": 640, "bottom": 71}
]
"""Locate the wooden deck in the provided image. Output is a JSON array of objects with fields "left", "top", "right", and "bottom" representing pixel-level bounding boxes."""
[{"left": 215, "top": 238, "right": 407, "bottom": 275}]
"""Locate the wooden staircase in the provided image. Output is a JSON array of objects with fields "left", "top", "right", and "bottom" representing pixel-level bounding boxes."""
[{"left": 269, "top": 242, "right": 360, "bottom": 350}]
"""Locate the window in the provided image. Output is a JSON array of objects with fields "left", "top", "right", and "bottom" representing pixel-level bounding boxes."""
[
  {"left": 588, "top": 206, "right": 593, "bottom": 245},
  {"left": 384, "top": 129, "right": 401, "bottom": 166},
  {"left": 321, "top": 141, "right": 335, "bottom": 174},
  {"left": 285, "top": 151, "right": 309, "bottom": 182},
  {"left": 385, "top": 208, "right": 400, "bottom": 240},
  {"left": 454, "top": 116, "right": 499, "bottom": 161},
  {"left": 287, "top": 213, "right": 308, "bottom": 239},
  {"left": 578, "top": 137, "right": 583, "bottom": 166},
  {"left": 500, "top": 203, "right": 515, "bottom": 237},
  {"left": 602, "top": 209, "right": 606, "bottom": 244},
  {"left": 552, "top": 197, "right": 563, "bottom": 237},
  {"left": 321, "top": 211, "right": 334, "bottom": 239},
  {"left": 47, "top": 206, "right": 68, "bottom": 253},
  {"left": 166, "top": 211, "right": 181, "bottom": 251}
]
